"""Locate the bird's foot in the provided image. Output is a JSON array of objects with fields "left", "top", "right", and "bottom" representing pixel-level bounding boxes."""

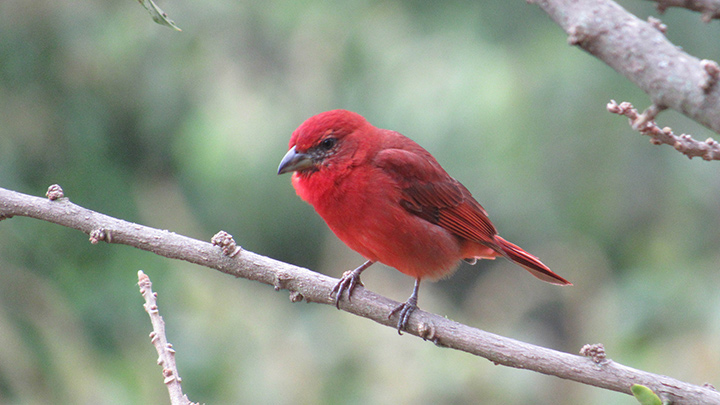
[
  {"left": 330, "top": 260, "right": 374, "bottom": 309},
  {"left": 389, "top": 295, "right": 418, "bottom": 334},
  {"left": 331, "top": 269, "right": 364, "bottom": 309}
]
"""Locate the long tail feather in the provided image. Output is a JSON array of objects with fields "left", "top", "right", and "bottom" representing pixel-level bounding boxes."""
[{"left": 495, "top": 236, "right": 571, "bottom": 285}]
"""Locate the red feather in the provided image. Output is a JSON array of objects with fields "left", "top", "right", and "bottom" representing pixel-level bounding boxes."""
[{"left": 282, "top": 109, "right": 570, "bottom": 285}]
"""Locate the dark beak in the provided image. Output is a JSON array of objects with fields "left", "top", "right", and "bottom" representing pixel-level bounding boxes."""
[{"left": 277, "top": 145, "right": 314, "bottom": 174}]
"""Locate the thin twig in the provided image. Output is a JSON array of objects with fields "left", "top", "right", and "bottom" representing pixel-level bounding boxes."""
[
  {"left": 607, "top": 100, "right": 720, "bottom": 160},
  {"left": 1, "top": 185, "right": 719, "bottom": 403},
  {"left": 647, "top": 0, "right": 720, "bottom": 22},
  {"left": 138, "top": 270, "right": 197, "bottom": 405}
]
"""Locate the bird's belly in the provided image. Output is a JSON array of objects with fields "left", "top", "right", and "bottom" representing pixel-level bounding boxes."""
[
  {"left": 328, "top": 205, "right": 465, "bottom": 280},
  {"left": 305, "top": 168, "right": 468, "bottom": 280}
]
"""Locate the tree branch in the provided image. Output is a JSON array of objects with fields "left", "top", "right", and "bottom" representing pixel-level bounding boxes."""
[
  {"left": 1, "top": 185, "right": 719, "bottom": 403},
  {"left": 607, "top": 99, "right": 720, "bottom": 160},
  {"left": 137, "top": 271, "right": 197, "bottom": 405},
  {"left": 532, "top": 0, "right": 720, "bottom": 136},
  {"left": 647, "top": 0, "right": 720, "bottom": 22}
]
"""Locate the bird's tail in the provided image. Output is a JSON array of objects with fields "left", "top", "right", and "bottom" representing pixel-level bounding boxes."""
[{"left": 495, "top": 236, "right": 572, "bottom": 286}]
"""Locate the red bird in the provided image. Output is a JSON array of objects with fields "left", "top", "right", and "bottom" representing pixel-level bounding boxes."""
[{"left": 278, "top": 110, "right": 571, "bottom": 332}]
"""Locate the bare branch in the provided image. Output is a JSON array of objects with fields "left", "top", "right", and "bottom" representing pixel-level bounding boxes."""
[
  {"left": 138, "top": 271, "right": 197, "bottom": 405},
  {"left": 647, "top": 0, "right": 720, "bottom": 22},
  {"left": 1, "top": 185, "right": 719, "bottom": 403},
  {"left": 532, "top": 0, "right": 720, "bottom": 135},
  {"left": 607, "top": 100, "right": 720, "bottom": 160}
]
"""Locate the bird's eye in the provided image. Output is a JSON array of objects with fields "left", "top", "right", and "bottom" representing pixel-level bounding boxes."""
[{"left": 320, "top": 137, "right": 336, "bottom": 150}]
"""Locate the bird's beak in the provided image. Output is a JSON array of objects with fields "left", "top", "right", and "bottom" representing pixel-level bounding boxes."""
[{"left": 277, "top": 145, "right": 314, "bottom": 174}]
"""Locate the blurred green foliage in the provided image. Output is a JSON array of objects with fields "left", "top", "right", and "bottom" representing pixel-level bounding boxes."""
[{"left": 1, "top": 0, "right": 719, "bottom": 404}]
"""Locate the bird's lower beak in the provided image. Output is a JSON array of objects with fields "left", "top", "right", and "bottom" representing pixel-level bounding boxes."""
[{"left": 277, "top": 145, "right": 314, "bottom": 174}]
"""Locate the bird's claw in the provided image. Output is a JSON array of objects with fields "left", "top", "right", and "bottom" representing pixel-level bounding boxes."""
[
  {"left": 389, "top": 298, "right": 417, "bottom": 334},
  {"left": 331, "top": 269, "right": 363, "bottom": 309}
]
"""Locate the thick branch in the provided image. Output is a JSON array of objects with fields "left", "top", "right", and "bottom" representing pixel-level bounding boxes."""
[
  {"left": 1, "top": 185, "right": 719, "bottom": 403},
  {"left": 533, "top": 0, "right": 720, "bottom": 135}
]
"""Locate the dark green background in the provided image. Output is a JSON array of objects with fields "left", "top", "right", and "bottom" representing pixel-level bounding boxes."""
[{"left": 1, "top": 1, "right": 718, "bottom": 403}]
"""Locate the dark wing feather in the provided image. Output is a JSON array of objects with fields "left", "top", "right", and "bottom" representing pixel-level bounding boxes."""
[
  {"left": 374, "top": 146, "right": 497, "bottom": 246},
  {"left": 402, "top": 181, "right": 497, "bottom": 246},
  {"left": 374, "top": 140, "right": 571, "bottom": 286}
]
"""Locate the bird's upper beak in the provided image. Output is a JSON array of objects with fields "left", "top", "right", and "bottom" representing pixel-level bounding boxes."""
[{"left": 277, "top": 145, "right": 314, "bottom": 174}]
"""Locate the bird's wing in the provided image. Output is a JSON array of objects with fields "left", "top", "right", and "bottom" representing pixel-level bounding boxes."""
[
  {"left": 401, "top": 181, "right": 498, "bottom": 246},
  {"left": 375, "top": 147, "right": 498, "bottom": 246}
]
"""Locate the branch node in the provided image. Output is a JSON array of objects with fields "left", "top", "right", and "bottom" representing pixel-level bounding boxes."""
[
  {"left": 289, "top": 290, "right": 304, "bottom": 302},
  {"left": 700, "top": 59, "right": 720, "bottom": 93},
  {"left": 274, "top": 271, "right": 292, "bottom": 291},
  {"left": 647, "top": 16, "right": 667, "bottom": 34},
  {"left": 46, "top": 184, "right": 65, "bottom": 201},
  {"left": 633, "top": 104, "right": 662, "bottom": 131},
  {"left": 567, "top": 24, "right": 588, "bottom": 46},
  {"left": 606, "top": 99, "right": 632, "bottom": 115},
  {"left": 418, "top": 321, "right": 438, "bottom": 343},
  {"left": 89, "top": 228, "right": 112, "bottom": 244},
  {"left": 211, "top": 230, "right": 242, "bottom": 257},
  {"left": 138, "top": 270, "right": 151, "bottom": 286},
  {"left": 702, "top": 11, "right": 714, "bottom": 23},
  {"left": 606, "top": 99, "right": 620, "bottom": 113},
  {"left": 163, "top": 368, "right": 178, "bottom": 384},
  {"left": 580, "top": 343, "right": 607, "bottom": 364}
]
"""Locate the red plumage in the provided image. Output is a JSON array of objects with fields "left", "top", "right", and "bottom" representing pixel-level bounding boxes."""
[{"left": 278, "top": 110, "right": 570, "bottom": 331}]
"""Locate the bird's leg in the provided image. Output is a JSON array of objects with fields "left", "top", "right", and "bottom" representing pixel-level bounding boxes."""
[
  {"left": 389, "top": 278, "right": 420, "bottom": 334},
  {"left": 331, "top": 260, "right": 374, "bottom": 309}
]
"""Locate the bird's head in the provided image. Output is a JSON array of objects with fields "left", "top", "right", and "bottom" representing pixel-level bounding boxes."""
[{"left": 277, "top": 110, "right": 370, "bottom": 176}]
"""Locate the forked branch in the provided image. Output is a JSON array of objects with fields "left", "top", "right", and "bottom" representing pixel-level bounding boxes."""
[{"left": 533, "top": 0, "right": 720, "bottom": 140}]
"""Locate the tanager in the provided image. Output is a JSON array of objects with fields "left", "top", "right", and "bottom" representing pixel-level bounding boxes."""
[{"left": 278, "top": 110, "right": 571, "bottom": 332}]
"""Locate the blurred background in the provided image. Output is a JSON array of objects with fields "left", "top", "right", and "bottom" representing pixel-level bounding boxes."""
[{"left": 1, "top": 0, "right": 719, "bottom": 403}]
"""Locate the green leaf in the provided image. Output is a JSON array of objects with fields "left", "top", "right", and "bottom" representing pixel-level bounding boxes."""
[
  {"left": 137, "top": 0, "right": 181, "bottom": 31},
  {"left": 631, "top": 384, "right": 662, "bottom": 405}
]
